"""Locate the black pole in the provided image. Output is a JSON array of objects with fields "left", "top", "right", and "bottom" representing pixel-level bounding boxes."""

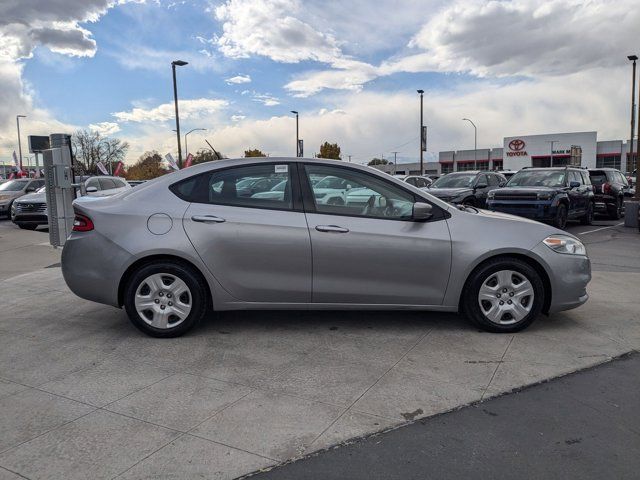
[
  {"left": 419, "top": 91, "right": 424, "bottom": 175},
  {"left": 172, "top": 63, "right": 183, "bottom": 168},
  {"left": 636, "top": 62, "right": 640, "bottom": 200},
  {"left": 630, "top": 57, "right": 637, "bottom": 180},
  {"left": 296, "top": 113, "right": 299, "bottom": 157}
]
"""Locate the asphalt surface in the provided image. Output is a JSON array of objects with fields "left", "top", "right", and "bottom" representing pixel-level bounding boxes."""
[{"left": 248, "top": 352, "right": 640, "bottom": 480}]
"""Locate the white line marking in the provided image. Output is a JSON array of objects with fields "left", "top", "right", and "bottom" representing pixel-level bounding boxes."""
[{"left": 578, "top": 222, "right": 624, "bottom": 235}]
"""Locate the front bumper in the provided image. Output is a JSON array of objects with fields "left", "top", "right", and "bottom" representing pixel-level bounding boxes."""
[
  {"left": 531, "top": 242, "right": 591, "bottom": 313},
  {"left": 487, "top": 200, "right": 557, "bottom": 220}
]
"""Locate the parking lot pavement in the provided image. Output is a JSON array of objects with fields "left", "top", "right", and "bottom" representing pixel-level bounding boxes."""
[
  {"left": 0, "top": 219, "right": 638, "bottom": 479},
  {"left": 249, "top": 352, "right": 640, "bottom": 480},
  {"left": 0, "top": 219, "right": 61, "bottom": 280}
]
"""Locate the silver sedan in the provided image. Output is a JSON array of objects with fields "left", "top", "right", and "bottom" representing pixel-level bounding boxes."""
[{"left": 61, "top": 158, "right": 591, "bottom": 337}]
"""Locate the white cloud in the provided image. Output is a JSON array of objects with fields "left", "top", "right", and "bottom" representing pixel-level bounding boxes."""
[
  {"left": 109, "top": 44, "right": 221, "bottom": 72},
  {"left": 225, "top": 74, "right": 252, "bottom": 84},
  {"left": 89, "top": 121, "right": 121, "bottom": 135},
  {"left": 252, "top": 93, "right": 280, "bottom": 106},
  {"left": 113, "top": 98, "right": 228, "bottom": 123},
  {"left": 231, "top": 114, "right": 246, "bottom": 122},
  {"left": 214, "top": 0, "right": 341, "bottom": 63}
]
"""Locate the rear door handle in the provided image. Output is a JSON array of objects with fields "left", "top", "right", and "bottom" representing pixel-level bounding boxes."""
[
  {"left": 191, "top": 215, "right": 226, "bottom": 223},
  {"left": 315, "top": 225, "right": 349, "bottom": 233}
]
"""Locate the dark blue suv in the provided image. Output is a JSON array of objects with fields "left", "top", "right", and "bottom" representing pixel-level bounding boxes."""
[{"left": 486, "top": 167, "right": 595, "bottom": 229}]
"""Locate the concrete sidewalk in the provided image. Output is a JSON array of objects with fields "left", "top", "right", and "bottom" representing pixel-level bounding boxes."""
[
  {"left": 0, "top": 267, "right": 638, "bottom": 479},
  {"left": 249, "top": 352, "right": 640, "bottom": 480}
]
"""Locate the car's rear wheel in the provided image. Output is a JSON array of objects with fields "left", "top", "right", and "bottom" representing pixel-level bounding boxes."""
[
  {"left": 553, "top": 203, "right": 567, "bottom": 229},
  {"left": 462, "top": 258, "right": 544, "bottom": 333},
  {"left": 608, "top": 197, "right": 623, "bottom": 220},
  {"left": 580, "top": 202, "right": 594, "bottom": 225},
  {"left": 124, "top": 261, "right": 208, "bottom": 337}
]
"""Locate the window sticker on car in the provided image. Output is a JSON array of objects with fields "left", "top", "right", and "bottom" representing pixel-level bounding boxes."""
[{"left": 274, "top": 164, "right": 288, "bottom": 173}]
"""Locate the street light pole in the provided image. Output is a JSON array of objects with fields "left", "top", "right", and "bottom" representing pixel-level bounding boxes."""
[
  {"left": 184, "top": 128, "right": 206, "bottom": 157},
  {"left": 417, "top": 90, "right": 424, "bottom": 174},
  {"left": 462, "top": 118, "right": 477, "bottom": 166},
  {"left": 291, "top": 111, "right": 299, "bottom": 156},
  {"left": 628, "top": 56, "right": 638, "bottom": 177},
  {"left": 171, "top": 60, "right": 188, "bottom": 168},
  {"left": 16, "top": 115, "right": 26, "bottom": 174},
  {"left": 547, "top": 140, "right": 558, "bottom": 167}
]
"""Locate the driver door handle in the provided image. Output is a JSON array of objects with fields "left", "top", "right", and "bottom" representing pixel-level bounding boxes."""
[
  {"left": 191, "top": 215, "right": 226, "bottom": 223},
  {"left": 316, "top": 225, "right": 349, "bottom": 233}
]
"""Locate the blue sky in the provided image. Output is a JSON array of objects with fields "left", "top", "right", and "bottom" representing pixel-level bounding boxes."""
[{"left": 1, "top": 0, "right": 638, "bottom": 165}]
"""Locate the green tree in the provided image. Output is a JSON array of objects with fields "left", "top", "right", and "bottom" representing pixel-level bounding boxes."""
[
  {"left": 125, "top": 151, "right": 168, "bottom": 180},
  {"left": 192, "top": 148, "right": 224, "bottom": 165},
  {"left": 368, "top": 158, "right": 388, "bottom": 166},
  {"left": 318, "top": 142, "right": 341, "bottom": 160},
  {"left": 244, "top": 148, "right": 267, "bottom": 157}
]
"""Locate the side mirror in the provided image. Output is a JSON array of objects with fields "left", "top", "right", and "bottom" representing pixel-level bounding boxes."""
[
  {"left": 346, "top": 184, "right": 352, "bottom": 190},
  {"left": 86, "top": 186, "right": 98, "bottom": 193},
  {"left": 474, "top": 183, "right": 488, "bottom": 190},
  {"left": 413, "top": 202, "right": 433, "bottom": 221},
  {"left": 25, "top": 187, "right": 36, "bottom": 193},
  {"left": 569, "top": 181, "right": 580, "bottom": 188}
]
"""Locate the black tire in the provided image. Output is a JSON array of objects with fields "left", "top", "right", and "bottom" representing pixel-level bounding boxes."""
[
  {"left": 580, "top": 202, "right": 594, "bottom": 225},
  {"left": 461, "top": 257, "right": 545, "bottom": 333},
  {"left": 6, "top": 200, "right": 14, "bottom": 219},
  {"left": 608, "top": 197, "right": 622, "bottom": 220},
  {"left": 124, "top": 261, "right": 208, "bottom": 338},
  {"left": 553, "top": 203, "right": 567, "bottom": 229},
  {"left": 17, "top": 223, "right": 37, "bottom": 230}
]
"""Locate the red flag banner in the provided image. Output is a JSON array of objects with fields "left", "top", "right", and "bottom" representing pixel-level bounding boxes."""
[
  {"left": 184, "top": 153, "right": 194, "bottom": 168},
  {"left": 114, "top": 161, "right": 124, "bottom": 177}
]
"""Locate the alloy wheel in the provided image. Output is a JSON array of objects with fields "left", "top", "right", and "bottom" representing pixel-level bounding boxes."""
[{"left": 477, "top": 270, "right": 534, "bottom": 325}]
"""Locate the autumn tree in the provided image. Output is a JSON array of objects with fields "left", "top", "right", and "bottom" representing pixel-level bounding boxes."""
[
  {"left": 125, "top": 151, "right": 168, "bottom": 180},
  {"left": 244, "top": 149, "right": 267, "bottom": 157},
  {"left": 318, "top": 142, "right": 341, "bottom": 160},
  {"left": 368, "top": 158, "right": 388, "bottom": 166},
  {"left": 72, "top": 129, "right": 129, "bottom": 175},
  {"left": 192, "top": 148, "right": 225, "bottom": 165}
]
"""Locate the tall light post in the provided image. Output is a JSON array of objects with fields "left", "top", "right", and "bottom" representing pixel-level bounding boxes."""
[
  {"left": 184, "top": 128, "right": 206, "bottom": 156},
  {"left": 291, "top": 111, "right": 300, "bottom": 157},
  {"left": 547, "top": 140, "right": 558, "bottom": 167},
  {"left": 16, "top": 115, "right": 26, "bottom": 173},
  {"left": 462, "top": 118, "right": 477, "bottom": 166},
  {"left": 417, "top": 90, "right": 424, "bottom": 174},
  {"left": 171, "top": 60, "right": 188, "bottom": 168},
  {"left": 630, "top": 55, "right": 640, "bottom": 200}
]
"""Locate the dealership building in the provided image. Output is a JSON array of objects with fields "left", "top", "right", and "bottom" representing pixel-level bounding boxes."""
[{"left": 438, "top": 131, "right": 638, "bottom": 175}]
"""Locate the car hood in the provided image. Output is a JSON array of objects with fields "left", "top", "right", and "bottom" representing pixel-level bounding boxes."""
[
  {"left": 15, "top": 191, "right": 46, "bottom": 203},
  {"left": 428, "top": 187, "right": 472, "bottom": 197}
]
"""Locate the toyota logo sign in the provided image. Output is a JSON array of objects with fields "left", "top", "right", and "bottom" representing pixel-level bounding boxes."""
[{"left": 509, "top": 139, "right": 526, "bottom": 151}]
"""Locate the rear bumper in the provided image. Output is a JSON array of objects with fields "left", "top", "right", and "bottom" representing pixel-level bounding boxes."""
[
  {"left": 593, "top": 195, "right": 616, "bottom": 213},
  {"left": 487, "top": 200, "right": 557, "bottom": 220},
  {"left": 61, "top": 230, "right": 132, "bottom": 307}
]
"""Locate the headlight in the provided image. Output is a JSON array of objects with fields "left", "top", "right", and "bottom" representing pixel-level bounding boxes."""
[
  {"left": 537, "top": 192, "right": 552, "bottom": 200},
  {"left": 543, "top": 235, "right": 586, "bottom": 255}
]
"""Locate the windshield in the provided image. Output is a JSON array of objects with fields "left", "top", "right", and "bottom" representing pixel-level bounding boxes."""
[
  {"left": 432, "top": 174, "right": 476, "bottom": 188},
  {"left": 507, "top": 170, "right": 566, "bottom": 187},
  {"left": 0, "top": 180, "right": 28, "bottom": 192}
]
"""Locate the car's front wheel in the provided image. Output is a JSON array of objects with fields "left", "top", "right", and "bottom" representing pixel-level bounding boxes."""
[
  {"left": 553, "top": 203, "right": 567, "bottom": 229},
  {"left": 462, "top": 258, "right": 545, "bottom": 333},
  {"left": 124, "top": 261, "right": 208, "bottom": 337},
  {"left": 608, "top": 197, "right": 623, "bottom": 220}
]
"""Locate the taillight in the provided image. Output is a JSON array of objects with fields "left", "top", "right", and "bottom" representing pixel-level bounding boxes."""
[
  {"left": 73, "top": 213, "right": 94, "bottom": 232},
  {"left": 602, "top": 182, "right": 611, "bottom": 195}
]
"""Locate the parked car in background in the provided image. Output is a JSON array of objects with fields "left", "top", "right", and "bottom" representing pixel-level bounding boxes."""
[
  {"left": 393, "top": 175, "right": 432, "bottom": 189},
  {"left": 588, "top": 168, "right": 629, "bottom": 219},
  {"left": 62, "top": 157, "right": 590, "bottom": 338},
  {"left": 0, "top": 178, "right": 45, "bottom": 218},
  {"left": 427, "top": 171, "right": 506, "bottom": 208},
  {"left": 84, "top": 176, "right": 131, "bottom": 197},
  {"left": 10, "top": 176, "right": 130, "bottom": 229},
  {"left": 487, "top": 167, "right": 594, "bottom": 229},
  {"left": 11, "top": 186, "right": 47, "bottom": 229},
  {"left": 127, "top": 180, "right": 147, "bottom": 187},
  {"left": 498, "top": 170, "right": 518, "bottom": 181}
]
